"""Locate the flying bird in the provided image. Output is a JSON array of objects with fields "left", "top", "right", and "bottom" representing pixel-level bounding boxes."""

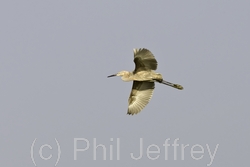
[{"left": 108, "top": 48, "right": 183, "bottom": 115}]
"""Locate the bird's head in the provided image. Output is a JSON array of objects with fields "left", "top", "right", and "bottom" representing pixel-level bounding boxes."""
[{"left": 107, "top": 71, "right": 130, "bottom": 78}]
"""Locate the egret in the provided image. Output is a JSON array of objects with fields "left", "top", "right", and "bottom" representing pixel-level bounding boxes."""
[{"left": 108, "top": 48, "right": 183, "bottom": 115}]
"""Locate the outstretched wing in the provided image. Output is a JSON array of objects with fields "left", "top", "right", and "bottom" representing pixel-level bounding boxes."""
[
  {"left": 133, "top": 48, "right": 158, "bottom": 73},
  {"left": 127, "top": 81, "right": 155, "bottom": 115}
]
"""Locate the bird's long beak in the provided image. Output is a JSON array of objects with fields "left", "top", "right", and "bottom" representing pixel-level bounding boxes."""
[{"left": 107, "top": 74, "right": 117, "bottom": 78}]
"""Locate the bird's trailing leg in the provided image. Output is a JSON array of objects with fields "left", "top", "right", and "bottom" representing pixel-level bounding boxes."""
[{"left": 159, "top": 80, "right": 183, "bottom": 90}]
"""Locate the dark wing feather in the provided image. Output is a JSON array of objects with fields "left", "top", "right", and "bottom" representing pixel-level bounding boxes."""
[{"left": 133, "top": 48, "right": 158, "bottom": 73}]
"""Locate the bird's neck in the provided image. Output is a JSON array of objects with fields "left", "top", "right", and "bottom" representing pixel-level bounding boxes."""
[{"left": 121, "top": 72, "right": 133, "bottom": 81}]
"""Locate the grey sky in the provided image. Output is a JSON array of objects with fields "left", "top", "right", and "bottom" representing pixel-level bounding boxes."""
[{"left": 0, "top": 1, "right": 249, "bottom": 166}]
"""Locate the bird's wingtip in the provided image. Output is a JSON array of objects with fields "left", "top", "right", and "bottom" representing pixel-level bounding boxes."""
[
  {"left": 127, "top": 112, "right": 134, "bottom": 116},
  {"left": 133, "top": 48, "right": 137, "bottom": 54},
  {"left": 127, "top": 110, "right": 140, "bottom": 116},
  {"left": 127, "top": 110, "right": 134, "bottom": 115},
  {"left": 133, "top": 48, "right": 149, "bottom": 55}
]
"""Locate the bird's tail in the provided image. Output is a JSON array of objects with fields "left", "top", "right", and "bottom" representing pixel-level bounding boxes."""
[{"left": 159, "top": 80, "right": 183, "bottom": 90}]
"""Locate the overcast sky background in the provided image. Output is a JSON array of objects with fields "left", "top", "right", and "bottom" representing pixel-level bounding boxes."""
[{"left": 1, "top": 1, "right": 249, "bottom": 166}]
